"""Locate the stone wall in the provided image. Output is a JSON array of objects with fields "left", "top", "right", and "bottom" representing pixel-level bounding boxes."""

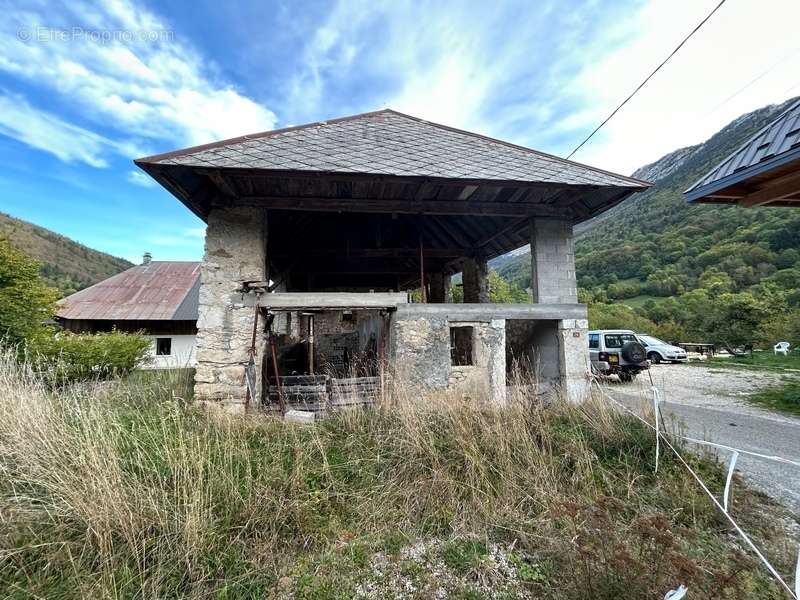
[
  {"left": 389, "top": 311, "right": 506, "bottom": 404},
  {"left": 529, "top": 218, "right": 577, "bottom": 304},
  {"left": 557, "top": 318, "right": 591, "bottom": 403},
  {"left": 461, "top": 257, "right": 489, "bottom": 303},
  {"left": 389, "top": 314, "right": 451, "bottom": 390},
  {"left": 194, "top": 206, "right": 267, "bottom": 412}
]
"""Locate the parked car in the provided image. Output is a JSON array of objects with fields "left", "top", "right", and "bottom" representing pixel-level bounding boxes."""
[
  {"left": 636, "top": 334, "right": 688, "bottom": 364},
  {"left": 588, "top": 329, "right": 649, "bottom": 382}
]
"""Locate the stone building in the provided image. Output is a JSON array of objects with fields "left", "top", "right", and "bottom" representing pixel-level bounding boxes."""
[{"left": 135, "top": 109, "right": 649, "bottom": 412}]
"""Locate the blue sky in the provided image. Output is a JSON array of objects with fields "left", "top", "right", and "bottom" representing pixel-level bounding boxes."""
[{"left": 1, "top": 0, "right": 799, "bottom": 262}]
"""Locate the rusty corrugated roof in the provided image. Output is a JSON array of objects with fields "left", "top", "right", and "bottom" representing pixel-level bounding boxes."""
[{"left": 56, "top": 261, "right": 200, "bottom": 321}]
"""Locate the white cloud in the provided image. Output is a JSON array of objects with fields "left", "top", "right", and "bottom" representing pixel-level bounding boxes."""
[
  {"left": 146, "top": 226, "right": 206, "bottom": 247},
  {"left": 183, "top": 226, "right": 206, "bottom": 238},
  {"left": 286, "top": 1, "right": 576, "bottom": 135},
  {"left": 562, "top": 0, "right": 800, "bottom": 174},
  {"left": 0, "top": 0, "right": 277, "bottom": 166},
  {"left": 289, "top": 0, "right": 800, "bottom": 177},
  {"left": 0, "top": 93, "right": 118, "bottom": 167},
  {"left": 126, "top": 169, "right": 156, "bottom": 187}
]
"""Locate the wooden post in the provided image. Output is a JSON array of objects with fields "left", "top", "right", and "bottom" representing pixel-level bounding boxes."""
[
  {"left": 307, "top": 313, "right": 315, "bottom": 374},
  {"left": 378, "top": 311, "right": 387, "bottom": 405},
  {"left": 419, "top": 233, "right": 427, "bottom": 303}
]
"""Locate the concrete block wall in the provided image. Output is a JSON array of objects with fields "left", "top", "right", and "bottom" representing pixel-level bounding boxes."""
[
  {"left": 194, "top": 206, "right": 267, "bottom": 412},
  {"left": 529, "top": 218, "right": 577, "bottom": 304}
]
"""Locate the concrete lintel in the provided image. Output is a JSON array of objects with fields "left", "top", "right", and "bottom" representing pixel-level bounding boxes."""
[
  {"left": 256, "top": 292, "right": 409, "bottom": 309},
  {"left": 394, "top": 303, "right": 587, "bottom": 321}
]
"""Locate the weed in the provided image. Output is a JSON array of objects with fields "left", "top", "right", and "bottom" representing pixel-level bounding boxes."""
[{"left": 0, "top": 349, "right": 794, "bottom": 598}]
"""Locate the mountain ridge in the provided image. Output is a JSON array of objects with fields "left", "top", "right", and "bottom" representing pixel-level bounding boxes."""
[
  {"left": 0, "top": 212, "right": 132, "bottom": 296},
  {"left": 499, "top": 97, "right": 800, "bottom": 300}
]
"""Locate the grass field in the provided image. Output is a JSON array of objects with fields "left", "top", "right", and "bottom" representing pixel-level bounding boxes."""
[
  {"left": 696, "top": 352, "right": 800, "bottom": 373},
  {"left": 618, "top": 294, "right": 664, "bottom": 308},
  {"left": 747, "top": 380, "right": 800, "bottom": 416},
  {"left": 0, "top": 352, "right": 796, "bottom": 599}
]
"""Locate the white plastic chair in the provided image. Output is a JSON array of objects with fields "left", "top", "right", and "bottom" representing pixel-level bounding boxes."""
[{"left": 774, "top": 341, "right": 790, "bottom": 356}]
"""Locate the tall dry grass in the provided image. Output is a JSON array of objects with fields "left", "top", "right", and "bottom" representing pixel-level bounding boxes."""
[{"left": 0, "top": 349, "right": 791, "bottom": 598}]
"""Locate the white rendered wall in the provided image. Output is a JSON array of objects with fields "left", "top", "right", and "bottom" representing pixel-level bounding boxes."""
[{"left": 142, "top": 334, "right": 197, "bottom": 369}]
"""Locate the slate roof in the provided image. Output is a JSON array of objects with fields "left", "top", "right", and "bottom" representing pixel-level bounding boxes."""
[
  {"left": 685, "top": 98, "right": 800, "bottom": 201},
  {"left": 137, "top": 109, "right": 647, "bottom": 188},
  {"left": 56, "top": 262, "right": 200, "bottom": 322}
]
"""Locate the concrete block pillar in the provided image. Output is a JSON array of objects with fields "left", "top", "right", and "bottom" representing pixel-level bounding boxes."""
[
  {"left": 558, "top": 318, "right": 590, "bottom": 403},
  {"left": 428, "top": 272, "right": 451, "bottom": 303},
  {"left": 529, "top": 218, "right": 577, "bottom": 303},
  {"left": 194, "top": 206, "right": 267, "bottom": 412},
  {"left": 462, "top": 256, "right": 489, "bottom": 303}
]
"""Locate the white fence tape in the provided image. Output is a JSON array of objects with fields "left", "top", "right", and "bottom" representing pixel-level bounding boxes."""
[
  {"left": 652, "top": 385, "right": 661, "bottom": 473},
  {"left": 796, "top": 549, "right": 799, "bottom": 599},
  {"left": 592, "top": 380, "right": 799, "bottom": 599},
  {"left": 723, "top": 450, "right": 739, "bottom": 513},
  {"left": 664, "top": 585, "right": 688, "bottom": 600},
  {"left": 681, "top": 436, "right": 800, "bottom": 469}
]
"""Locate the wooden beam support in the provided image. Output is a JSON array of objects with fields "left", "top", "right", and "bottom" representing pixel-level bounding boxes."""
[
  {"left": 738, "top": 173, "right": 800, "bottom": 208},
  {"left": 271, "top": 248, "right": 468, "bottom": 259},
  {"left": 226, "top": 196, "right": 572, "bottom": 217},
  {"left": 204, "top": 169, "right": 238, "bottom": 198}
]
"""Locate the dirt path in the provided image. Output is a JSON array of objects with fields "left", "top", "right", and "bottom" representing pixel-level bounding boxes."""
[{"left": 606, "top": 364, "right": 800, "bottom": 514}]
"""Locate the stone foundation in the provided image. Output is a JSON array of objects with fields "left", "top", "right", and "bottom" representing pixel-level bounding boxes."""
[
  {"left": 194, "top": 206, "right": 267, "bottom": 412},
  {"left": 557, "top": 318, "right": 591, "bottom": 403}
]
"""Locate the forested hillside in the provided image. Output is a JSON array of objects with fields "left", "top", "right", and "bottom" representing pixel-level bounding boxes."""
[
  {"left": 500, "top": 97, "right": 800, "bottom": 346},
  {"left": 0, "top": 213, "right": 131, "bottom": 295}
]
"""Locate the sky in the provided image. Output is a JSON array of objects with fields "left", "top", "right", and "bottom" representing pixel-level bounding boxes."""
[{"left": 1, "top": 0, "right": 799, "bottom": 263}]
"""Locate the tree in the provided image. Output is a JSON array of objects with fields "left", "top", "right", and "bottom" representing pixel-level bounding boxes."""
[
  {"left": 699, "top": 292, "right": 771, "bottom": 351},
  {"left": 0, "top": 238, "right": 58, "bottom": 345},
  {"left": 488, "top": 271, "right": 528, "bottom": 303}
]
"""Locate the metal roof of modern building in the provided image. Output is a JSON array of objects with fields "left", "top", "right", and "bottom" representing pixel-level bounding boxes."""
[
  {"left": 685, "top": 98, "right": 800, "bottom": 206},
  {"left": 137, "top": 109, "right": 647, "bottom": 188},
  {"left": 56, "top": 261, "right": 200, "bottom": 322}
]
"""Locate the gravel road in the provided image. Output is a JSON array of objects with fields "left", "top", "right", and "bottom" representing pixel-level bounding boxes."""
[{"left": 605, "top": 363, "right": 800, "bottom": 514}]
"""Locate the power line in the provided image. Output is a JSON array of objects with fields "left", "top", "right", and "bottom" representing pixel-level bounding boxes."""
[{"left": 566, "top": 0, "right": 728, "bottom": 160}]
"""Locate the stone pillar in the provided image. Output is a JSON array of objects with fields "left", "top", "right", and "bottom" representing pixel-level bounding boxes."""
[
  {"left": 462, "top": 256, "right": 489, "bottom": 303},
  {"left": 194, "top": 206, "right": 267, "bottom": 413},
  {"left": 557, "top": 318, "right": 590, "bottom": 403},
  {"left": 529, "top": 218, "right": 577, "bottom": 304},
  {"left": 428, "top": 272, "right": 451, "bottom": 303}
]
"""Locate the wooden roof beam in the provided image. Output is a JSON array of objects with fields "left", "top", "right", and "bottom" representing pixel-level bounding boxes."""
[
  {"left": 738, "top": 172, "right": 800, "bottom": 208},
  {"left": 226, "top": 196, "right": 573, "bottom": 217}
]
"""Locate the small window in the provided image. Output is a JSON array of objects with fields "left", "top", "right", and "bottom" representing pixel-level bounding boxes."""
[
  {"left": 604, "top": 333, "right": 636, "bottom": 349},
  {"left": 450, "top": 326, "right": 474, "bottom": 366},
  {"left": 341, "top": 311, "right": 355, "bottom": 323},
  {"left": 589, "top": 333, "right": 600, "bottom": 349},
  {"left": 156, "top": 337, "right": 172, "bottom": 356}
]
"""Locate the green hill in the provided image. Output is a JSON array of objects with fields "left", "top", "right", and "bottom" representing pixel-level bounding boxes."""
[
  {"left": 499, "top": 97, "right": 800, "bottom": 344},
  {"left": 0, "top": 213, "right": 132, "bottom": 296}
]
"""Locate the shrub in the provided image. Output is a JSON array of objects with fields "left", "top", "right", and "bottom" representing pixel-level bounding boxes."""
[{"left": 29, "top": 330, "right": 151, "bottom": 383}]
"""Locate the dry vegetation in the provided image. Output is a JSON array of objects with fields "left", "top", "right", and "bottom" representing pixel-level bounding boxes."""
[{"left": 0, "top": 351, "right": 796, "bottom": 599}]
